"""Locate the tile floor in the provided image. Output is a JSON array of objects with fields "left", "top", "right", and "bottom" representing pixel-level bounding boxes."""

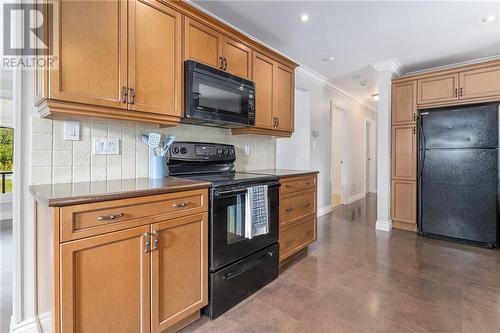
[{"left": 182, "top": 194, "right": 500, "bottom": 333}]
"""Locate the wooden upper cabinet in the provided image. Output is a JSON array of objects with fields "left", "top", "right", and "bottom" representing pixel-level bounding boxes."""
[
  {"left": 49, "top": 0, "right": 128, "bottom": 109},
  {"left": 274, "top": 64, "right": 294, "bottom": 132},
  {"left": 183, "top": 17, "right": 222, "bottom": 69},
  {"left": 392, "top": 81, "right": 417, "bottom": 124},
  {"left": 252, "top": 52, "right": 274, "bottom": 129},
  {"left": 128, "top": 0, "right": 182, "bottom": 117},
  {"left": 391, "top": 180, "right": 416, "bottom": 225},
  {"left": 392, "top": 125, "right": 416, "bottom": 180},
  {"left": 459, "top": 65, "right": 500, "bottom": 101},
  {"left": 151, "top": 213, "right": 208, "bottom": 332},
  {"left": 60, "top": 226, "right": 151, "bottom": 333},
  {"left": 417, "top": 73, "right": 459, "bottom": 105},
  {"left": 222, "top": 36, "right": 252, "bottom": 79}
]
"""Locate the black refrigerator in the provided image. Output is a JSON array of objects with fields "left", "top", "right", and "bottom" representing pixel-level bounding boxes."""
[{"left": 418, "top": 103, "right": 500, "bottom": 247}]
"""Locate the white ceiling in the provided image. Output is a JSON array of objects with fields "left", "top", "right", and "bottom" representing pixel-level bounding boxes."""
[{"left": 192, "top": 0, "right": 500, "bottom": 106}]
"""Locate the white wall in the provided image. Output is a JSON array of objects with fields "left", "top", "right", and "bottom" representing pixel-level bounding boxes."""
[
  {"left": 289, "top": 68, "right": 377, "bottom": 212},
  {"left": 276, "top": 89, "right": 311, "bottom": 170}
]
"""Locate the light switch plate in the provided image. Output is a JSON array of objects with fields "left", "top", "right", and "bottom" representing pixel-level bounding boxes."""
[
  {"left": 107, "top": 138, "right": 120, "bottom": 155},
  {"left": 64, "top": 121, "right": 80, "bottom": 141}
]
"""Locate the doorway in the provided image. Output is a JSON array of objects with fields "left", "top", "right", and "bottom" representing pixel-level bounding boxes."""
[
  {"left": 365, "top": 119, "right": 375, "bottom": 194},
  {"left": 331, "top": 103, "right": 347, "bottom": 207}
]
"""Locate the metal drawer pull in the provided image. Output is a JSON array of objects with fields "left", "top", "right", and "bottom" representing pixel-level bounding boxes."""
[
  {"left": 172, "top": 202, "right": 189, "bottom": 208},
  {"left": 305, "top": 181, "right": 311, "bottom": 185},
  {"left": 304, "top": 202, "right": 311, "bottom": 207},
  {"left": 285, "top": 184, "right": 292, "bottom": 188},
  {"left": 285, "top": 207, "right": 293, "bottom": 213},
  {"left": 285, "top": 239, "right": 294, "bottom": 246},
  {"left": 306, "top": 230, "right": 313, "bottom": 235},
  {"left": 97, "top": 213, "right": 124, "bottom": 221}
]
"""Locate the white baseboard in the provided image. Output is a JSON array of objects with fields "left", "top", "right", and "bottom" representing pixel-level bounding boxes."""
[
  {"left": 317, "top": 205, "right": 332, "bottom": 217},
  {"left": 347, "top": 192, "right": 366, "bottom": 204},
  {"left": 376, "top": 219, "right": 393, "bottom": 232},
  {"left": 10, "top": 317, "right": 39, "bottom": 333}
]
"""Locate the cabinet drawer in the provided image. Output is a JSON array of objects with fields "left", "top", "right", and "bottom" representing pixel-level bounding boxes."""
[
  {"left": 280, "top": 189, "right": 316, "bottom": 226},
  {"left": 60, "top": 189, "right": 208, "bottom": 242},
  {"left": 280, "top": 217, "right": 316, "bottom": 260},
  {"left": 280, "top": 175, "right": 316, "bottom": 195}
]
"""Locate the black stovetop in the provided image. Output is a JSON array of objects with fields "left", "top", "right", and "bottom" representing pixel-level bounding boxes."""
[{"left": 173, "top": 172, "right": 278, "bottom": 188}]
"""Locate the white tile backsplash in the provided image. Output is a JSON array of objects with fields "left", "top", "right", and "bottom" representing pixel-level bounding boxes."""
[{"left": 30, "top": 117, "right": 276, "bottom": 185}]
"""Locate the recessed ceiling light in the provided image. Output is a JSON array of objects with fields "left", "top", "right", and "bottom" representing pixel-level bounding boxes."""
[
  {"left": 482, "top": 15, "right": 499, "bottom": 23},
  {"left": 299, "top": 14, "right": 309, "bottom": 22},
  {"left": 371, "top": 93, "right": 379, "bottom": 102},
  {"left": 322, "top": 56, "right": 336, "bottom": 62}
]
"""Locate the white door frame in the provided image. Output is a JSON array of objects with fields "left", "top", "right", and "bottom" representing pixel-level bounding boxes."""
[
  {"left": 364, "top": 118, "right": 375, "bottom": 194},
  {"left": 330, "top": 102, "right": 349, "bottom": 206}
]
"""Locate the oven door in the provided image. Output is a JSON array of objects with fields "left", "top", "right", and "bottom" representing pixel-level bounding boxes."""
[
  {"left": 185, "top": 65, "right": 255, "bottom": 126},
  {"left": 210, "top": 184, "right": 279, "bottom": 271}
]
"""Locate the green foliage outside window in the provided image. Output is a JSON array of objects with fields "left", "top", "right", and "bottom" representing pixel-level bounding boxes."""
[{"left": 0, "top": 127, "right": 13, "bottom": 171}]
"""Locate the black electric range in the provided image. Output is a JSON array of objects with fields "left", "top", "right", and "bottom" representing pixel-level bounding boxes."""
[{"left": 167, "top": 142, "right": 280, "bottom": 319}]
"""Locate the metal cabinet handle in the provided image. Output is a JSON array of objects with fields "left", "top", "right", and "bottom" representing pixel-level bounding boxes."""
[
  {"left": 306, "top": 230, "right": 313, "bottom": 235},
  {"left": 223, "top": 58, "right": 227, "bottom": 71},
  {"left": 413, "top": 113, "right": 417, "bottom": 121},
  {"left": 304, "top": 202, "right": 311, "bottom": 208},
  {"left": 413, "top": 126, "right": 416, "bottom": 135},
  {"left": 219, "top": 56, "right": 223, "bottom": 69},
  {"left": 151, "top": 231, "right": 159, "bottom": 251},
  {"left": 276, "top": 117, "right": 280, "bottom": 127},
  {"left": 305, "top": 181, "right": 311, "bottom": 185},
  {"left": 143, "top": 233, "right": 151, "bottom": 253},
  {"left": 285, "top": 184, "right": 292, "bottom": 188},
  {"left": 285, "top": 239, "right": 294, "bottom": 246},
  {"left": 285, "top": 207, "right": 293, "bottom": 213},
  {"left": 97, "top": 213, "right": 124, "bottom": 221},
  {"left": 129, "top": 88, "right": 136, "bottom": 104},
  {"left": 454, "top": 88, "right": 458, "bottom": 97},
  {"left": 173, "top": 201, "right": 189, "bottom": 208},
  {"left": 460, "top": 87, "right": 463, "bottom": 97},
  {"left": 121, "top": 86, "right": 128, "bottom": 103}
]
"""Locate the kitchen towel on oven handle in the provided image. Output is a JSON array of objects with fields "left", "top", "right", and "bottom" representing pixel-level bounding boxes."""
[{"left": 245, "top": 185, "right": 269, "bottom": 239}]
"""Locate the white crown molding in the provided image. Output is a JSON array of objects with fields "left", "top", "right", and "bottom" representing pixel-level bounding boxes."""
[
  {"left": 296, "top": 66, "right": 377, "bottom": 112},
  {"left": 370, "top": 57, "right": 404, "bottom": 77},
  {"left": 404, "top": 54, "right": 500, "bottom": 76}
]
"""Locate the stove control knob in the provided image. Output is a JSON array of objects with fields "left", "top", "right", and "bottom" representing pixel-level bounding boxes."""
[
  {"left": 217, "top": 149, "right": 223, "bottom": 155},
  {"left": 229, "top": 149, "right": 234, "bottom": 155},
  {"left": 223, "top": 149, "right": 229, "bottom": 155},
  {"left": 172, "top": 147, "right": 179, "bottom": 154},
  {"left": 180, "top": 147, "right": 187, "bottom": 154}
]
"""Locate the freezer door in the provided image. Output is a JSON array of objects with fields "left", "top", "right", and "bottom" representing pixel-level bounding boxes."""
[
  {"left": 420, "top": 148, "right": 498, "bottom": 245},
  {"left": 421, "top": 103, "right": 499, "bottom": 149}
]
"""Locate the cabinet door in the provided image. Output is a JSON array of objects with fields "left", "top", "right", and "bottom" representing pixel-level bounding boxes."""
[
  {"left": 391, "top": 180, "right": 416, "bottom": 225},
  {"left": 392, "top": 125, "right": 416, "bottom": 180},
  {"left": 392, "top": 81, "right": 417, "bottom": 124},
  {"left": 151, "top": 213, "right": 208, "bottom": 332},
  {"left": 252, "top": 52, "right": 275, "bottom": 129},
  {"left": 417, "top": 73, "right": 459, "bottom": 105},
  {"left": 222, "top": 36, "right": 252, "bottom": 79},
  {"left": 459, "top": 65, "right": 500, "bottom": 101},
  {"left": 128, "top": 0, "right": 182, "bottom": 117},
  {"left": 274, "top": 64, "right": 294, "bottom": 132},
  {"left": 60, "top": 226, "right": 150, "bottom": 333},
  {"left": 183, "top": 17, "right": 222, "bottom": 69},
  {"left": 49, "top": 0, "right": 127, "bottom": 109}
]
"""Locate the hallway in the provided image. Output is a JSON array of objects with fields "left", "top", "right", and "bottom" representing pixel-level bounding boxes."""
[{"left": 183, "top": 194, "right": 500, "bottom": 333}]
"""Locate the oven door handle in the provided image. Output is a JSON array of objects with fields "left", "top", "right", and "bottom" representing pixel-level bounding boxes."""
[
  {"left": 222, "top": 251, "right": 274, "bottom": 280},
  {"left": 214, "top": 183, "right": 280, "bottom": 197}
]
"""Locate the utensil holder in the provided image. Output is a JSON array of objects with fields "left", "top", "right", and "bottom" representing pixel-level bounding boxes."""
[{"left": 149, "top": 155, "right": 166, "bottom": 179}]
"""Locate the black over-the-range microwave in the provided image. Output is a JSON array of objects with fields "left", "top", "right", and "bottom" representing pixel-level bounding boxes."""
[{"left": 184, "top": 60, "right": 255, "bottom": 128}]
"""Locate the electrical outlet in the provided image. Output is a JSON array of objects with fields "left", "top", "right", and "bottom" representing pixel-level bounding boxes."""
[
  {"left": 93, "top": 138, "right": 120, "bottom": 155},
  {"left": 64, "top": 121, "right": 80, "bottom": 141},
  {"left": 107, "top": 138, "right": 120, "bottom": 155}
]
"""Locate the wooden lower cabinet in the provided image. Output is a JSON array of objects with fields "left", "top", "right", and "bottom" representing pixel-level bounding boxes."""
[
  {"left": 60, "top": 226, "right": 151, "bottom": 333},
  {"left": 35, "top": 190, "right": 209, "bottom": 333},
  {"left": 391, "top": 180, "right": 416, "bottom": 230},
  {"left": 278, "top": 174, "right": 318, "bottom": 263},
  {"left": 151, "top": 214, "right": 208, "bottom": 332}
]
